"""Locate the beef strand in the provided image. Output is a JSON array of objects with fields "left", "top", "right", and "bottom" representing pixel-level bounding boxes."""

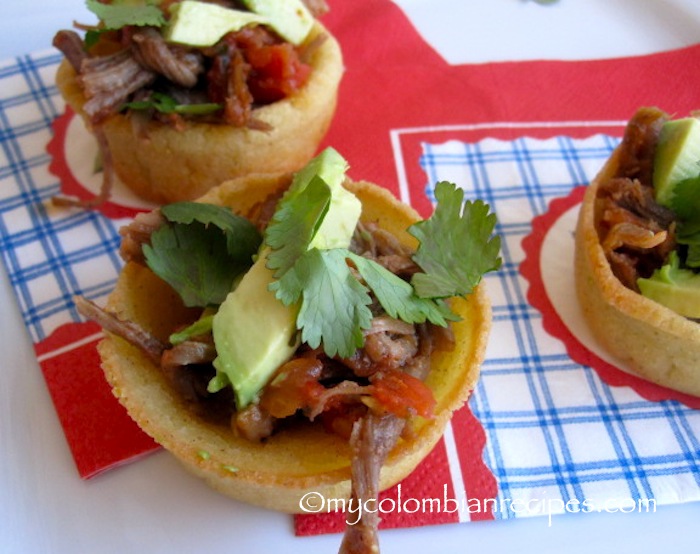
[
  {"left": 131, "top": 27, "right": 204, "bottom": 88},
  {"left": 52, "top": 126, "right": 116, "bottom": 209},
  {"left": 119, "top": 209, "right": 165, "bottom": 264},
  {"left": 73, "top": 295, "right": 165, "bottom": 364},
  {"left": 338, "top": 325, "right": 434, "bottom": 554},
  {"left": 79, "top": 49, "right": 157, "bottom": 124},
  {"left": 52, "top": 30, "right": 86, "bottom": 72},
  {"left": 339, "top": 414, "right": 405, "bottom": 554}
]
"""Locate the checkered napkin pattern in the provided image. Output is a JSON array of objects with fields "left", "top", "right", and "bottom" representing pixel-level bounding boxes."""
[
  {"left": 1, "top": 51, "right": 699, "bottom": 523},
  {"left": 420, "top": 137, "right": 700, "bottom": 517},
  {"left": 0, "top": 51, "right": 123, "bottom": 344}
]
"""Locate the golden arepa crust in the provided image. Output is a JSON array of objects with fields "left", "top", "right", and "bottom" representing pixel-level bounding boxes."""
[
  {"left": 55, "top": 22, "right": 343, "bottom": 204},
  {"left": 98, "top": 174, "right": 492, "bottom": 513},
  {"left": 574, "top": 147, "right": 700, "bottom": 397}
]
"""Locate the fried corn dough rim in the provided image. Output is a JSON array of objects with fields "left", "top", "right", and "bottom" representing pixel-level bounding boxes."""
[
  {"left": 98, "top": 174, "right": 492, "bottom": 513},
  {"left": 55, "top": 22, "right": 344, "bottom": 204},
  {"left": 574, "top": 146, "right": 700, "bottom": 397}
]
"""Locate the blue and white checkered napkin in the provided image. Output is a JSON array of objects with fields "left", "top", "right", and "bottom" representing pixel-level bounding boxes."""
[
  {"left": 420, "top": 136, "right": 700, "bottom": 518},
  {"left": 1, "top": 52, "right": 698, "bottom": 521}
]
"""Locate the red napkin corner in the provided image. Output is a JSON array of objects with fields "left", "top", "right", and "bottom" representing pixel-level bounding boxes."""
[{"left": 34, "top": 321, "right": 159, "bottom": 479}]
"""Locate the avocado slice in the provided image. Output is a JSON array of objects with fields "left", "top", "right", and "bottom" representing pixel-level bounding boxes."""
[
  {"left": 653, "top": 116, "right": 700, "bottom": 207},
  {"left": 638, "top": 253, "right": 700, "bottom": 318},
  {"left": 240, "top": 0, "right": 314, "bottom": 45},
  {"left": 288, "top": 147, "right": 362, "bottom": 250},
  {"left": 209, "top": 252, "right": 300, "bottom": 407},
  {"left": 209, "top": 149, "right": 361, "bottom": 408},
  {"left": 164, "top": 0, "right": 313, "bottom": 48},
  {"left": 165, "top": 1, "right": 268, "bottom": 47}
]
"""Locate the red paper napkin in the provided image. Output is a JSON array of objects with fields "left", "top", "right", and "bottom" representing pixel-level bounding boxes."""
[{"left": 35, "top": 322, "right": 159, "bottom": 478}]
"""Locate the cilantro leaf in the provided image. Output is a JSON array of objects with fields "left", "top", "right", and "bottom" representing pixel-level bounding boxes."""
[
  {"left": 161, "top": 202, "right": 261, "bottom": 263},
  {"left": 123, "top": 92, "right": 222, "bottom": 116},
  {"left": 274, "top": 249, "right": 372, "bottom": 358},
  {"left": 144, "top": 203, "right": 261, "bottom": 308},
  {"left": 670, "top": 175, "right": 700, "bottom": 248},
  {"left": 409, "top": 181, "right": 501, "bottom": 298},
  {"left": 86, "top": 0, "right": 166, "bottom": 30},
  {"left": 348, "top": 253, "right": 458, "bottom": 326},
  {"left": 265, "top": 176, "right": 330, "bottom": 278},
  {"left": 265, "top": 175, "right": 500, "bottom": 359},
  {"left": 144, "top": 223, "right": 236, "bottom": 307}
]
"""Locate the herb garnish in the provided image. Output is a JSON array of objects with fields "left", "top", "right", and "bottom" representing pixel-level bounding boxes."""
[
  {"left": 123, "top": 92, "right": 222, "bottom": 116},
  {"left": 86, "top": 0, "right": 166, "bottom": 30},
  {"left": 266, "top": 179, "right": 501, "bottom": 358},
  {"left": 143, "top": 202, "right": 261, "bottom": 308}
]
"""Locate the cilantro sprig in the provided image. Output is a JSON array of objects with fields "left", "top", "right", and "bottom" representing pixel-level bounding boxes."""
[
  {"left": 668, "top": 174, "right": 700, "bottom": 268},
  {"left": 409, "top": 182, "right": 502, "bottom": 298},
  {"left": 123, "top": 92, "right": 222, "bottom": 116},
  {"left": 143, "top": 202, "right": 262, "bottom": 308},
  {"left": 265, "top": 180, "right": 501, "bottom": 358},
  {"left": 348, "top": 253, "right": 458, "bottom": 326},
  {"left": 276, "top": 248, "right": 373, "bottom": 358},
  {"left": 86, "top": 0, "right": 166, "bottom": 30}
]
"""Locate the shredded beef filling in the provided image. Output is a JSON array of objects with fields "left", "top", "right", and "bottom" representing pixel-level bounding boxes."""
[
  {"left": 54, "top": 11, "right": 315, "bottom": 128},
  {"left": 81, "top": 187, "right": 445, "bottom": 439},
  {"left": 594, "top": 107, "right": 677, "bottom": 291}
]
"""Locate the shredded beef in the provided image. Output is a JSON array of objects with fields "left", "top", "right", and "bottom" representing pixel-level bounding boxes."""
[
  {"left": 54, "top": 29, "right": 158, "bottom": 125},
  {"left": 130, "top": 27, "right": 204, "bottom": 88},
  {"left": 52, "top": 30, "right": 86, "bottom": 72},
  {"left": 341, "top": 316, "right": 419, "bottom": 377},
  {"left": 339, "top": 413, "right": 405, "bottom": 554},
  {"left": 615, "top": 106, "right": 667, "bottom": 185},
  {"left": 235, "top": 403, "right": 276, "bottom": 442},
  {"left": 78, "top": 49, "right": 157, "bottom": 124},
  {"left": 352, "top": 221, "right": 421, "bottom": 278},
  {"left": 73, "top": 295, "right": 165, "bottom": 364},
  {"left": 594, "top": 107, "right": 677, "bottom": 290},
  {"left": 161, "top": 339, "right": 216, "bottom": 371},
  {"left": 52, "top": 126, "right": 116, "bottom": 209},
  {"left": 119, "top": 209, "right": 165, "bottom": 264},
  {"left": 338, "top": 324, "right": 434, "bottom": 554},
  {"left": 305, "top": 381, "right": 368, "bottom": 421}
]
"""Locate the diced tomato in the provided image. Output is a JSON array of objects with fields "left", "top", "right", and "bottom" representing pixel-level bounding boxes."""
[
  {"left": 319, "top": 404, "right": 367, "bottom": 440},
  {"left": 206, "top": 54, "right": 228, "bottom": 105},
  {"left": 246, "top": 43, "right": 312, "bottom": 103},
  {"left": 259, "top": 358, "right": 325, "bottom": 419},
  {"left": 370, "top": 370, "right": 436, "bottom": 419}
]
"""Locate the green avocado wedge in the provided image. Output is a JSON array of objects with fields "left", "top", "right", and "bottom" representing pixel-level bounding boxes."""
[
  {"left": 164, "top": 0, "right": 314, "bottom": 48},
  {"left": 209, "top": 148, "right": 361, "bottom": 408},
  {"left": 653, "top": 116, "right": 700, "bottom": 207},
  {"left": 164, "top": 1, "right": 268, "bottom": 47},
  {"left": 638, "top": 253, "right": 700, "bottom": 319}
]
